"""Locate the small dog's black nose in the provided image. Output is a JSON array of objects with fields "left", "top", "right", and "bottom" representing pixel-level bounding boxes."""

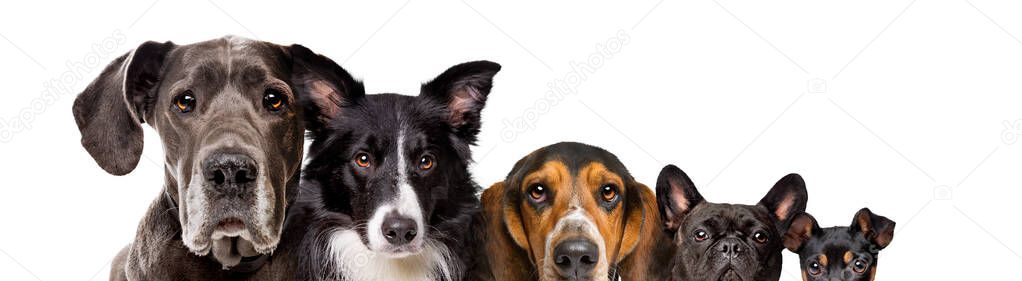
[
  {"left": 203, "top": 153, "right": 257, "bottom": 186},
  {"left": 553, "top": 239, "right": 599, "bottom": 276},
  {"left": 381, "top": 215, "right": 418, "bottom": 245},
  {"left": 718, "top": 238, "right": 747, "bottom": 258}
]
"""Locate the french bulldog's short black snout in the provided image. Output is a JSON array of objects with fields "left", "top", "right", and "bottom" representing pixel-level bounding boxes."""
[
  {"left": 203, "top": 153, "right": 257, "bottom": 188},
  {"left": 717, "top": 237, "right": 747, "bottom": 259},
  {"left": 553, "top": 239, "right": 599, "bottom": 277},
  {"left": 381, "top": 214, "right": 418, "bottom": 245}
]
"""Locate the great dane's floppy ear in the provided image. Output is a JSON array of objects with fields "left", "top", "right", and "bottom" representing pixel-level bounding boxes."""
[
  {"left": 758, "top": 173, "right": 808, "bottom": 227},
  {"left": 656, "top": 165, "right": 704, "bottom": 232},
  {"left": 783, "top": 212, "right": 821, "bottom": 252},
  {"left": 289, "top": 44, "right": 365, "bottom": 136},
  {"left": 850, "top": 208, "right": 895, "bottom": 249},
  {"left": 73, "top": 41, "right": 175, "bottom": 175},
  {"left": 420, "top": 60, "right": 501, "bottom": 142}
]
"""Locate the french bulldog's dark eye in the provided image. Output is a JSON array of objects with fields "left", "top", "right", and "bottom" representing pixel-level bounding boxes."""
[
  {"left": 528, "top": 184, "right": 547, "bottom": 203},
  {"left": 600, "top": 184, "right": 618, "bottom": 202},
  {"left": 852, "top": 259, "right": 868, "bottom": 273},
  {"left": 752, "top": 231, "right": 769, "bottom": 244},
  {"left": 419, "top": 154, "right": 435, "bottom": 171},
  {"left": 693, "top": 229, "right": 709, "bottom": 242},
  {"left": 263, "top": 89, "right": 286, "bottom": 112},
  {"left": 174, "top": 91, "right": 196, "bottom": 113},
  {"left": 353, "top": 152, "right": 371, "bottom": 168},
  {"left": 808, "top": 261, "right": 822, "bottom": 276}
]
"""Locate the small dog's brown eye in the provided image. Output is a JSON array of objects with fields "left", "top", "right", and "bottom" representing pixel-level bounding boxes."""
[
  {"left": 528, "top": 184, "right": 547, "bottom": 202},
  {"left": 693, "top": 229, "right": 709, "bottom": 242},
  {"left": 419, "top": 155, "right": 435, "bottom": 170},
  {"left": 174, "top": 91, "right": 196, "bottom": 113},
  {"left": 354, "top": 152, "right": 371, "bottom": 168},
  {"left": 808, "top": 261, "right": 822, "bottom": 276},
  {"left": 752, "top": 231, "right": 769, "bottom": 244},
  {"left": 852, "top": 259, "right": 868, "bottom": 273},
  {"left": 600, "top": 184, "right": 618, "bottom": 202},
  {"left": 263, "top": 89, "right": 286, "bottom": 112}
]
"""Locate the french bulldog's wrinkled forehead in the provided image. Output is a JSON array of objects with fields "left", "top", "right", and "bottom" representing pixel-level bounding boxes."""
[{"left": 685, "top": 202, "right": 778, "bottom": 229}]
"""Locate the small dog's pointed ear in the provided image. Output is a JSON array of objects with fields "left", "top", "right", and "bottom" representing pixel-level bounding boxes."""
[
  {"left": 850, "top": 208, "right": 896, "bottom": 249},
  {"left": 656, "top": 165, "right": 704, "bottom": 232},
  {"left": 784, "top": 212, "right": 820, "bottom": 252},
  {"left": 73, "top": 40, "right": 175, "bottom": 175},
  {"left": 288, "top": 44, "right": 365, "bottom": 136},
  {"left": 420, "top": 60, "right": 501, "bottom": 142},
  {"left": 759, "top": 173, "right": 808, "bottom": 225}
]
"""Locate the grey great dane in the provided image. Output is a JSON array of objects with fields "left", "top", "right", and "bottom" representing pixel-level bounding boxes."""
[{"left": 73, "top": 36, "right": 360, "bottom": 280}]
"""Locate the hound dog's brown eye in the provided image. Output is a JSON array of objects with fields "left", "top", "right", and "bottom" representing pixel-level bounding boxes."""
[
  {"left": 752, "top": 231, "right": 769, "bottom": 244},
  {"left": 263, "top": 89, "right": 286, "bottom": 112},
  {"left": 852, "top": 259, "right": 868, "bottom": 273},
  {"left": 174, "top": 91, "right": 196, "bottom": 113},
  {"left": 600, "top": 184, "right": 618, "bottom": 202},
  {"left": 808, "top": 261, "right": 823, "bottom": 275},
  {"left": 528, "top": 184, "right": 547, "bottom": 202},
  {"left": 419, "top": 154, "right": 435, "bottom": 170},
  {"left": 694, "top": 229, "right": 709, "bottom": 242},
  {"left": 354, "top": 152, "right": 371, "bottom": 168}
]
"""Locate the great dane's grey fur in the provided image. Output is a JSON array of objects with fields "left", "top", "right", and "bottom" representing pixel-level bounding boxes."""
[{"left": 73, "top": 36, "right": 360, "bottom": 280}]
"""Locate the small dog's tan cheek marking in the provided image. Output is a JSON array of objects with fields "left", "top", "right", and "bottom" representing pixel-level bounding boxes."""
[
  {"left": 843, "top": 251, "right": 854, "bottom": 264},
  {"left": 801, "top": 271, "right": 807, "bottom": 281},
  {"left": 869, "top": 266, "right": 877, "bottom": 281}
]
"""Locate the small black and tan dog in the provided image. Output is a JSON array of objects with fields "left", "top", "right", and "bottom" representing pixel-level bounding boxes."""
[
  {"left": 290, "top": 60, "right": 501, "bottom": 281},
  {"left": 655, "top": 165, "right": 808, "bottom": 281},
  {"left": 783, "top": 208, "right": 895, "bottom": 281}
]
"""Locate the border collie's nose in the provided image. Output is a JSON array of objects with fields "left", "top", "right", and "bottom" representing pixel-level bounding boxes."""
[
  {"left": 203, "top": 153, "right": 257, "bottom": 187},
  {"left": 381, "top": 214, "right": 417, "bottom": 245},
  {"left": 553, "top": 239, "right": 599, "bottom": 276}
]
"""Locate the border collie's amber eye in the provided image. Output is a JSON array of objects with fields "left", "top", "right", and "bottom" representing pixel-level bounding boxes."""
[
  {"left": 354, "top": 152, "right": 371, "bottom": 168},
  {"left": 808, "top": 261, "right": 823, "bottom": 275},
  {"left": 693, "top": 229, "right": 709, "bottom": 242},
  {"left": 600, "top": 184, "right": 618, "bottom": 202},
  {"left": 752, "top": 231, "right": 769, "bottom": 244},
  {"left": 263, "top": 89, "right": 285, "bottom": 112},
  {"left": 174, "top": 91, "right": 196, "bottom": 113},
  {"left": 419, "top": 155, "right": 435, "bottom": 170},
  {"left": 527, "top": 184, "right": 547, "bottom": 202},
  {"left": 852, "top": 259, "right": 868, "bottom": 273}
]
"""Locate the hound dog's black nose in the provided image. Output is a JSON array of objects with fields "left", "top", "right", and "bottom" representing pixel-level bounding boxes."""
[
  {"left": 203, "top": 153, "right": 257, "bottom": 187},
  {"left": 553, "top": 239, "right": 599, "bottom": 276},
  {"left": 718, "top": 238, "right": 747, "bottom": 259},
  {"left": 381, "top": 214, "right": 417, "bottom": 245}
]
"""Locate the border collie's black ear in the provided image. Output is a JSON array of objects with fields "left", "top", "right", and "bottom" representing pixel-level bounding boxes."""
[
  {"left": 420, "top": 60, "right": 501, "bottom": 142},
  {"left": 759, "top": 173, "right": 808, "bottom": 226},
  {"left": 656, "top": 165, "right": 704, "bottom": 232},
  {"left": 784, "top": 212, "right": 821, "bottom": 252},
  {"left": 72, "top": 41, "right": 175, "bottom": 175},
  {"left": 289, "top": 44, "right": 365, "bottom": 136},
  {"left": 850, "top": 208, "right": 895, "bottom": 249}
]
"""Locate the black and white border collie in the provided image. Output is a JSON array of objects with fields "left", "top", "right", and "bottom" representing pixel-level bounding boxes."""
[{"left": 290, "top": 58, "right": 500, "bottom": 281}]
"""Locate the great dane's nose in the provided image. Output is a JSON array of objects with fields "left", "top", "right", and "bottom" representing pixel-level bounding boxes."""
[
  {"left": 203, "top": 153, "right": 257, "bottom": 187},
  {"left": 381, "top": 214, "right": 417, "bottom": 245},
  {"left": 553, "top": 239, "right": 599, "bottom": 276},
  {"left": 718, "top": 238, "right": 746, "bottom": 259}
]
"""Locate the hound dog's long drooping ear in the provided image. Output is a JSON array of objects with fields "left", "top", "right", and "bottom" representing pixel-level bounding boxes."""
[
  {"left": 289, "top": 44, "right": 365, "bottom": 136},
  {"left": 481, "top": 182, "right": 533, "bottom": 280},
  {"left": 784, "top": 212, "right": 822, "bottom": 252},
  {"left": 758, "top": 173, "right": 808, "bottom": 227},
  {"left": 420, "top": 60, "right": 501, "bottom": 142},
  {"left": 73, "top": 41, "right": 175, "bottom": 175},
  {"left": 616, "top": 181, "right": 650, "bottom": 262},
  {"left": 850, "top": 208, "right": 895, "bottom": 249},
  {"left": 656, "top": 165, "right": 705, "bottom": 232}
]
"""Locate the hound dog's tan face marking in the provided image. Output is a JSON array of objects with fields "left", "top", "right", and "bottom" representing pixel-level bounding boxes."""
[{"left": 483, "top": 142, "right": 647, "bottom": 281}]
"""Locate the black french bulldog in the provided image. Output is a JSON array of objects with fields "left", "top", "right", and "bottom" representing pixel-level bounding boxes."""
[
  {"left": 655, "top": 165, "right": 807, "bottom": 281},
  {"left": 783, "top": 208, "right": 895, "bottom": 281}
]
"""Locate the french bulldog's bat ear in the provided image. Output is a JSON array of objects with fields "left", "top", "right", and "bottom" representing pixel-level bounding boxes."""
[
  {"left": 850, "top": 208, "right": 896, "bottom": 249},
  {"left": 288, "top": 44, "right": 365, "bottom": 136},
  {"left": 656, "top": 165, "right": 704, "bottom": 232},
  {"left": 420, "top": 60, "right": 501, "bottom": 142},
  {"left": 759, "top": 173, "right": 808, "bottom": 225},
  {"left": 73, "top": 40, "right": 175, "bottom": 175},
  {"left": 784, "top": 212, "right": 821, "bottom": 252}
]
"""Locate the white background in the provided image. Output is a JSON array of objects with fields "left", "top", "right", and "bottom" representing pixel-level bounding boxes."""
[{"left": 1, "top": 0, "right": 1020, "bottom": 280}]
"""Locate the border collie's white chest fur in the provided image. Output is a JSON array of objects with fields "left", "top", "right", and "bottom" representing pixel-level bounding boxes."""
[{"left": 328, "top": 229, "right": 456, "bottom": 281}]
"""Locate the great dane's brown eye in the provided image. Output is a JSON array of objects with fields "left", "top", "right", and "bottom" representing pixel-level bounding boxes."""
[
  {"left": 808, "top": 261, "right": 822, "bottom": 275},
  {"left": 600, "top": 184, "right": 618, "bottom": 202},
  {"left": 419, "top": 154, "right": 435, "bottom": 170},
  {"left": 694, "top": 229, "right": 709, "bottom": 242},
  {"left": 852, "top": 259, "right": 868, "bottom": 273},
  {"left": 753, "top": 231, "right": 769, "bottom": 244},
  {"left": 263, "top": 89, "right": 285, "bottom": 112},
  {"left": 174, "top": 91, "right": 196, "bottom": 113},
  {"left": 354, "top": 152, "right": 371, "bottom": 168},
  {"left": 528, "top": 184, "right": 547, "bottom": 202}
]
